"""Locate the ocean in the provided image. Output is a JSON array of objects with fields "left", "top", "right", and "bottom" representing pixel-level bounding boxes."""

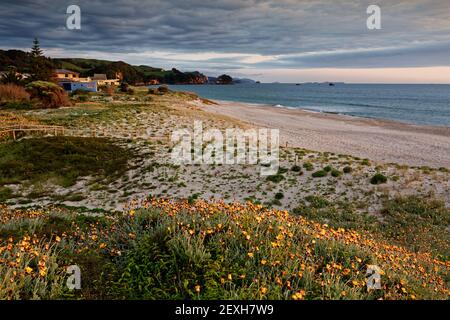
[{"left": 161, "top": 83, "right": 450, "bottom": 127}]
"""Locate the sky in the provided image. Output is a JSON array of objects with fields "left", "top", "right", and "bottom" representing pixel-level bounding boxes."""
[{"left": 1, "top": 0, "right": 450, "bottom": 83}]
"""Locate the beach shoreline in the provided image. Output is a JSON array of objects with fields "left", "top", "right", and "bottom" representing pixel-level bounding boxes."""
[{"left": 200, "top": 99, "right": 450, "bottom": 168}]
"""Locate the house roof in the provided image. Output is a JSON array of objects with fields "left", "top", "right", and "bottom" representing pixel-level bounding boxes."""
[
  {"left": 55, "top": 69, "right": 79, "bottom": 75},
  {"left": 92, "top": 74, "right": 107, "bottom": 80}
]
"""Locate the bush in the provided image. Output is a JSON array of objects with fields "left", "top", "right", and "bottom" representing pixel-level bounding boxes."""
[
  {"left": 331, "top": 169, "right": 342, "bottom": 177},
  {"left": 323, "top": 166, "right": 332, "bottom": 172},
  {"left": 303, "top": 162, "right": 314, "bottom": 171},
  {"left": 25, "top": 81, "right": 70, "bottom": 108},
  {"left": 312, "top": 170, "right": 327, "bottom": 178},
  {"left": 102, "top": 85, "right": 115, "bottom": 96},
  {"left": 274, "top": 192, "right": 284, "bottom": 200},
  {"left": 343, "top": 166, "right": 352, "bottom": 174},
  {"left": 370, "top": 173, "right": 387, "bottom": 185},
  {"left": 0, "top": 84, "right": 30, "bottom": 103},
  {"left": 291, "top": 165, "right": 302, "bottom": 172},
  {"left": 266, "top": 174, "right": 284, "bottom": 183},
  {"left": 277, "top": 167, "right": 288, "bottom": 174},
  {"left": 305, "top": 195, "right": 330, "bottom": 209}
]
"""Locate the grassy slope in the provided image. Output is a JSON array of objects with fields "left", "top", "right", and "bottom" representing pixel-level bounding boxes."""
[{"left": 0, "top": 199, "right": 448, "bottom": 300}]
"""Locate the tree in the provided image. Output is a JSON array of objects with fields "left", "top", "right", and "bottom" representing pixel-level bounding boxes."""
[
  {"left": 29, "top": 38, "right": 53, "bottom": 82},
  {"left": 30, "top": 38, "right": 43, "bottom": 58}
]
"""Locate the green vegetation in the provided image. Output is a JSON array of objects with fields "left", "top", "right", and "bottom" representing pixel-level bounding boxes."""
[
  {"left": 303, "top": 162, "right": 314, "bottom": 171},
  {"left": 295, "top": 195, "right": 449, "bottom": 259},
  {"left": 0, "top": 137, "right": 132, "bottom": 188},
  {"left": 312, "top": 170, "right": 327, "bottom": 178},
  {"left": 380, "top": 196, "right": 450, "bottom": 258},
  {"left": 266, "top": 174, "right": 285, "bottom": 183},
  {"left": 370, "top": 173, "right": 387, "bottom": 185},
  {"left": 331, "top": 169, "right": 342, "bottom": 177},
  {"left": 304, "top": 195, "right": 330, "bottom": 209},
  {"left": 274, "top": 192, "right": 284, "bottom": 200},
  {"left": 343, "top": 166, "right": 352, "bottom": 174},
  {"left": 1, "top": 199, "right": 447, "bottom": 300}
]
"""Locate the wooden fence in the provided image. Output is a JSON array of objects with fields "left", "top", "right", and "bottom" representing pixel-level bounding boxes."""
[
  {"left": 0, "top": 124, "right": 169, "bottom": 143},
  {"left": 0, "top": 125, "right": 65, "bottom": 140}
]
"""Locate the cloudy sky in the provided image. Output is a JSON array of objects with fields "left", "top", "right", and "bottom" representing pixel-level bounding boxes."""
[{"left": 1, "top": 0, "right": 450, "bottom": 83}]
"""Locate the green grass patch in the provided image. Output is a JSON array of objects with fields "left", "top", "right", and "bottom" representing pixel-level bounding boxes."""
[
  {"left": 0, "top": 137, "right": 133, "bottom": 188},
  {"left": 370, "top": 173, "right": 387, "bottom": 185}
]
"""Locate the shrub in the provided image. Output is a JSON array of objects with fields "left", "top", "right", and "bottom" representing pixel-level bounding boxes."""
[
  {"left": 266, "top": 174, "right": 284, "bottom": 183},
  {"left": 291, "top": 165, "right": 302, "bottom": 172},
  {"left": 102, "top": 85, "right": 115, "bottom": 96},
  {"left": 343, "top": 166, "right": 352, "bottom": 174},
  {"left": 312, "top": 170, "right": 327, "bottom": 178},
  {"left": 271, "top": 199, "right": 282, "bottom": 206},
  {"left": 303, "top": 162, "right": 314, "bottom": 171},
  {"left": 305, "top": 195, "right": 330, "bottom": 208},
  {"left": 277, "top": 167, "right": 288, "bottom": 174},
  {"left": 323, "top": 166, "right": 332, "bottom": 172},
  {"left": 0, "top": 84, "right": 30, "bottom": 103},
  {"left": 25, "top": 81, "right": 70, "bottom": 108},
  {"left": 370, "top": 173, "right": 387, "bottom": 185},
  {"left": 331, "top": 169, "right": 342, "bottom": 177},
  {"left": 274, "top": 192, "right": 284, "bottom": 200}
]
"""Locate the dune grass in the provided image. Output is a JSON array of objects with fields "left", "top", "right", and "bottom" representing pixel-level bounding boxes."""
[{"left": 0, "top": 136, "right": 132, "bottom": 188}]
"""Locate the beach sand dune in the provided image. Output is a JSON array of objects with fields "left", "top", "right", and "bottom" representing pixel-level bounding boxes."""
[{"left": 201, "top": 100, "right": 450, "bottom": 168}]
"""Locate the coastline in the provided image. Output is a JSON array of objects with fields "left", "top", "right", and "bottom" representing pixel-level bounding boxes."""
[{"left": 199, "top": 99, "right": 450, "bottom": 168}]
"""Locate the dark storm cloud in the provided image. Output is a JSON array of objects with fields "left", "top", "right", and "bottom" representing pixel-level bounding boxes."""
[{"left": 1, "top": 0, "right": 450, "bottom": 71}]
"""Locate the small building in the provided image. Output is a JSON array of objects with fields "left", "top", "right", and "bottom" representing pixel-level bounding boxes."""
[
  {"left": 92, "top": 74, "right": 120, "bottom": 86},
  {"left": 55, "top": 69, "right": 80, "bottom": 81},
  {"left": 61, "top": 81, "right": 97, "bottom": 92}
]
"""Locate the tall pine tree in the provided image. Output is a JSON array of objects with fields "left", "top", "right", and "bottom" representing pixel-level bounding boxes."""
[
  {"left": 30, "top": 38, "right": 43, "bottom": 58},
  {"left": 29, "top": 38, "right": 53, "bottom": 81}
]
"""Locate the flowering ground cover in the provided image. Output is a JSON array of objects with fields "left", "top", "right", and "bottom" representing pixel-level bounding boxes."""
[{"left": 1, "top": 199, "right": 448, "bottom": 300}]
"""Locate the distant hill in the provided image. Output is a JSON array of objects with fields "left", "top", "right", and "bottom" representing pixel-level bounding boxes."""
[
  {"left": 0, "top": 49, "right": 37, "bottom": 73},
  {"left": 54, "top": 58, "right": 208, "bottom": 85},
  {"left": 0, "top": 49, "right": 209, "bottom": 85}
]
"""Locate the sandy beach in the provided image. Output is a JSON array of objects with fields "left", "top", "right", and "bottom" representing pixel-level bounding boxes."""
[{"left": 201, "top": 100, "right": 450, "bottom": 168}]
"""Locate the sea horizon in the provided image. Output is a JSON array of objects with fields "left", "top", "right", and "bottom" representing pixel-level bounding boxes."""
[{"left": 160, "top": 83, "right": 450, "bottom": 127}]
